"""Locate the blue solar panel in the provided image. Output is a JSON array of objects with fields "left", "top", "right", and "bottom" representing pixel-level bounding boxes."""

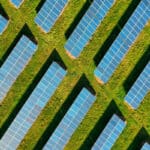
[
  {"left": 35, "top": 0, "right": 68, "bottom": 33},
  {"left": 65, "top": 0, "right": 115, "bottom": 58},
  {"left": 124, "top": 62, "right": 150, "bottom": 109},
  {"left": 10, "top": 0, "right": 24, "bottom": 8},
  {"left": 43, "top": 88, "right": 96, "bottom": 150},
  {"left": 141, "top": 143, "right": 150, "bottom": 150},
  {"left": 92, "top": 114, "right": 126, "bottom": 150},
  {"left": 0, "top": 14, "right": 9, "bottom": 35},
  {"left": 94, "top": 0, "right": 150, "bottom": 83},
  {"left": 0, "top": 62, "right": 67, "bottom": 149},
  {"left": 0, "top": 35, "right": 37, "bottom": 103}
]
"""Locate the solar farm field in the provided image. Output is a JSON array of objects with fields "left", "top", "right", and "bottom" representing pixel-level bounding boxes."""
[{"left": 0, "top": 0, "right": 150, "bottom": 150}]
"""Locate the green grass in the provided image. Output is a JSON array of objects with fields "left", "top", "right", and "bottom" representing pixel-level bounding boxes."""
[{"left": 0, "top": 0, "right": 150, "bottom": 149}]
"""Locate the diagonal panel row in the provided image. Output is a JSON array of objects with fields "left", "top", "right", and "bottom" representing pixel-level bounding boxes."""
[
  {"left": 94, "top": 0, "right": 150, "bottom": 83},
  {"left": 65, "top": 0, "right": 115, "bottom": 58},
  {"left": 92, "top": 114, "right": 126, "bottom": 150},
  {"left": 35, "top": 0, "right": 68, "bottom": 33},
  {"left": 43, "top": 88, "right": 96, "bottom": 150},
  {"left": 0, "top": 62, "right": 67, "bottom": 150},
  {"left": 125, "top": 62, "right": 150, "bottom": 109},
  {"left": 0, "top": 35, "right": 37, "bottom": 103}
]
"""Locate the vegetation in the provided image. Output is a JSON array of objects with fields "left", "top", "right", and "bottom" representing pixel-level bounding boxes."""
[{"left": 0, "top": 0, "right": 149, "bottom": 149}]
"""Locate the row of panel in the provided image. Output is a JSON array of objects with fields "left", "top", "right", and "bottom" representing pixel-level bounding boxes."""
[
  {"left": 124, "top": 62, "right": 150, "bottom": 109},
  {"left": 0, "top": 60, "right": 149, "bottom": 149},
  {"left": 0, "top": 35, "right": 38, "bottom": 102}
]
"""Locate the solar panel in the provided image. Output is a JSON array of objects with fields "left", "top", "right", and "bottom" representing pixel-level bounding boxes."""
[
  {"left": 141, "top": 143, "right": 150, "bottom": 150},
  {"left": 65, "top": 0, "right": 115, "bottom": 58},
  {"left": 10, "top": 0, "right": 24, "bottom": 8},
  {"left": 0, "top": 62, "right": 67, "bottom": 149},
  {"left": 43, "top": 88, "right": 96, "bottom": 150},
  {"left": 0, "top": 14, "right": 9, "bottom": 35},
  {"left": 35, "top": 0, "right": 68, "bottom": 33},
  {"left": 94, "top": 0, "right": 150, "bottom": 83},
  {"left": 124, "top": 62, "right": 150, "bottom": 109},
  {"left": 92, "top": 114, "right": 126, "bottom": 150},
  {"left": 0, "top": 35, "right": 37, "bottom": 103}
]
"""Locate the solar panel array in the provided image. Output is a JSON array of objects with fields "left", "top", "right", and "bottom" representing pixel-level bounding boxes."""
[
  {"left": 92, "top": 114, "right": 126, "bottom": 150},
  {"left": 0, "top": 0, "right": 149, "bottom": 149},
  {"left": 64, "top": 0, "right": 115, "bottom": 58},
  {"left": 141, "top": 143, "right": 150, "bottom": 150},
  {"left": 43, "top": 88, "right": 96, "bottom": 150},
  {"left": 0, "top": 62, "right": 67, "bottom": 149},
  {"left": 94, "top": 0, "right": 150, "bottom": 83},
  {"left": 0, "top": 14, "right": 8, "bottom": 35},
  {"left": 35, "top": 0, "right": 68, "bottom": 33},
  {"left": 10, "top": 0, "right": 24, "bottom": 8},
  {"left": 0, "top": 35, "right": 37, "bottom": 103},
  {"left": 124, "top": 62, "right": 150, "bottom": 109}
]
